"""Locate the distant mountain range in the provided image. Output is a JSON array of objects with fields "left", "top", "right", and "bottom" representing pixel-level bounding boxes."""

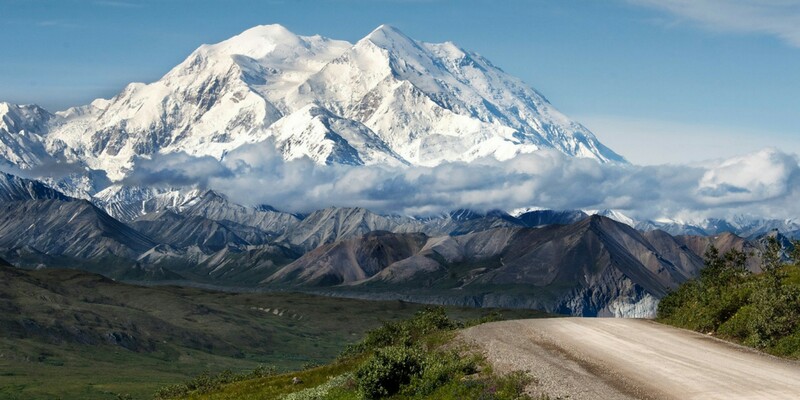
[
  {"left": 0, "top": 170, "right": 791, "bottom": 317},
  {"left": 0, "top": 24, "right": 796, "bottom": 317},
  {"left": 266, "top": 218, "right": 764, "bottom": 317}
]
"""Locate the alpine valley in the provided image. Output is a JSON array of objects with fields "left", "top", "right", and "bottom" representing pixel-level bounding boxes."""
[{"left": 0, "top": 24, "right": 796, "bottom": 319}]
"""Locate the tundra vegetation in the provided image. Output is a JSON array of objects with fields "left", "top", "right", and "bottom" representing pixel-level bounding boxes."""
[
  {"left": 658, "top": 237, "right": 800, "bottom": 357},
  {"left": 156, "top": 308, "right": 536, "bottom": 400},
  {"left": 0, "top": 265, "right": 545, "bottom": 400}
]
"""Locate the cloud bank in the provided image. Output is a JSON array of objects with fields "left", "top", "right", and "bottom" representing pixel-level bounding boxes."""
[
  {"left": 631, "top": 0, "right": 800, "bottom": 47},
  {"left": 126, "top": 140, "right": 800, "bottom": 220}
]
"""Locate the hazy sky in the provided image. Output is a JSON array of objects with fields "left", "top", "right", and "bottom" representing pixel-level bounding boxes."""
[{"left": 1, "top": 0, "right": 798, "bottom": 165}]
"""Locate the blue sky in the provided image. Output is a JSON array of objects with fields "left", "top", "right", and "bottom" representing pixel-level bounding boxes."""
[{"left": 1, "top": 0, "right": 798, "bottom": 164}]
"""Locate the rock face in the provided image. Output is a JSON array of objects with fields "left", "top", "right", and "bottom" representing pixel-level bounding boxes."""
[
  {"left": 277, "top": 207, "right": 424, "bottom": 251},
  {"left": 177, "top": 190, "right": 301, "bottom": 236},
  {"left": 0, "top": 172, "right": 71, "bottom": 201},
  {"left": 266, "top": 231, "right": 429, "bottom": 286},
  {"left": 0, "top": 199, "right": 155, "bottom": 260},
  {"left": 130, "top": 211, "right": 250, "bottom": 253},
  {"left": 263, "top": 216, "right": 712, "bottom": 317}
]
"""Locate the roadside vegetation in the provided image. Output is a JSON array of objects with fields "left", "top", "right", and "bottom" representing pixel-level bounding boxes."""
[
  {"left": 658, "top": 237, "right": 800, "bottom": 358},
  {"left": 155, "top": 308, "right": 534, "bottom": 400},
  {"left": 0, "top": 265, "right": 547, "bottom": 400}
]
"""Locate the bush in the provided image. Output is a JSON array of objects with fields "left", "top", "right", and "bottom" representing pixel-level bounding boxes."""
[
  {"left": 355, "top": 345, "right": 424, "bottom": 399},
  {"left": 717, "top": 304, "right": 757, "bottom": 339},
  {"left": 249, "top": 364, "right": 278, "bottom": 379},
  {"left": 153, "top": 364, "right": 278, "bottom": 399},
  {"left": 411, "top": 306, "right": 460, "bottom": 334},
  {"left": 346, "top": 307, "right": 509, "bottom": 398},
  {"left": 772, "top": 331, "right": 800, "bottom": 357},
  {"left": 420, "top": 370, "right": 532, "bottom": 400},
  {"left": 155, "top": 307, "right": 535, "bottom": 400},
  {"left": 354, "top": 320, "right": 412, "bottom": 351},
  {"left": 746, "top": 283, "right": 800, "bottom": 348},
  {"left": 658, "top": 242, "right": 800, "bottom": 358},
  {"left": 403, "top": 350, "right": 479, "bottom": 396},
  {"left": 342, "top": 306, "right": 461, "bottom": 357}
]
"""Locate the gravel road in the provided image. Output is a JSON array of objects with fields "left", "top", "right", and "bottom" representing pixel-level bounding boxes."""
[{"left": 460, "top": 318, "right": 800, "bottom": 400}]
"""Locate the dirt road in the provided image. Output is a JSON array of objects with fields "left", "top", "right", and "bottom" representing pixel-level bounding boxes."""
[{"left": 460, "top": 318, "right": 800, "bottom": 400}]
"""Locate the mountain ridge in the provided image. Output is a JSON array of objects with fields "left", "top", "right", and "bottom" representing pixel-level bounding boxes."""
[{"left": 0, "top": 169, "right": 788, "bottom": 316}]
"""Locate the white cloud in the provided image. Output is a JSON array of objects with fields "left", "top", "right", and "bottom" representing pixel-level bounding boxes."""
[
  {"left": 124, "top": 152, "right": 232, "bottom": 187},
  {"left": 697, "top": 148, "right": 797, "bottom": 205},
  {"left": 125, "top": 139, "right": 800, "bottom": 220},
  {"left": 630, "top": 0, "right": 800, "bottom": 47}
]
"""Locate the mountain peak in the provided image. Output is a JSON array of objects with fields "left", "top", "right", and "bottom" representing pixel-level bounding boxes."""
[
  {"left": 30, "top": 24, "right": 625, "bottom": 185},
  {"left": 242, "top": 23, "right": 295, "bottom": 37},
  {"left": 234, "top": 24, "right": 302, "bottom": 44},
  {"left": 199, "top": 189, "right": 228, "bottom": 202},
  {"left": 363, "top": 24, "right": 415, "bottom": 48},
  {"left": 0, "top": 102, "right": 50, "bottom": 119},
  {"left": 368, "top": 24, "right": 404, "bottom": 36},
  {"left": 201, "top": 23, "right": 305, "bottom": 60}
]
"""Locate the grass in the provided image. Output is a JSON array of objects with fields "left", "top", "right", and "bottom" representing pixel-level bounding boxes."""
[
  {"left": 0, "top": 266, "right": 548, "bottom": 399},
  {"left": 0, "top": 339, "right": 259, "bottom": 400},
  {"left": 161, "top": 307, "right": 536, "bottom": 400},
  {"left": 176, "top": 358, "right": 364, "bottom": 400}
]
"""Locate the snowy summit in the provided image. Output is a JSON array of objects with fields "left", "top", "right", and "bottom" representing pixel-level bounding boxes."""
[{"left": 0, "top": 24, "right": 625, "bottom": 181}]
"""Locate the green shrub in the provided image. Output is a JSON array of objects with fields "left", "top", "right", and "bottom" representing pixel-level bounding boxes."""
[
  {"left": 155, "top": 307, "right": 537, "bottom": 400},
  {"left": 717, "top": 304, "right": 756, "bottom": 339},
  {"left": 746, "top": 283, "right": 800, "bottom": 348},
  {"left": 403, "top": 350, "right": 479, "bottom": 396},
  {"left": 411, "top": 306, "right": 461, "bottom": 334},
  {"left": 658, "top": 280, "right": 696, "bottom": 320},
  {"left": 153, "top": 364, "right": 278, "bottom": 399},
  {"left": 342, "top": 306, "right": 461, "bottom": 357},
  {"left": 355, "top": 345, "right": 424, "bottom": 399},
  {"left": 772, "top": 331, "right": 800, "bottom": 357},
  {"left": 248, "top": 364, "right": 278, "bottom": 379},
  {"left": 422, "top": 370, "right": 532, "bottom": 400},
  {"left": 355, "top": 320, "right": 412, "bottom": 350},
  {"left": 658, "top": 243, "right": 800, "bottom": 358},
  {"left": 468, "top": 310, "right": 504, "bottom": 327},
  {"left": 153, "top": 383, "right": 190, "bottom": 399}
]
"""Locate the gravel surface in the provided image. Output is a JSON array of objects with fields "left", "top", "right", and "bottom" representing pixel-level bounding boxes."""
[{"left": 460, "top": 318, "right": 800, "bottom": 400}]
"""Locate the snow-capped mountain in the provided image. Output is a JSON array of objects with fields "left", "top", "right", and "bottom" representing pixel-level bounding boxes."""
[
  {"left": 0, "top": 24, "right": 624, "bottom": 183},
  {"left": 584, "top": 209, "right": 637, "bottom": 227},
  {"left": 92, "top": 185, "right": 204, "bottom": 221},
  {"left": 582, "top": 208, "right": 800, "bottom": 239},
  {"left": 0, "top": 171, "right": 71, "bottom": 201},
  {"left": 285, "top": 25, "right": 624, "bottom": 166},
  {"left": 0, "top": 103, "right": 53, "bottom": 170},
  {"left": 636, "top": 216, "right": 800, "bottom": 239}
]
